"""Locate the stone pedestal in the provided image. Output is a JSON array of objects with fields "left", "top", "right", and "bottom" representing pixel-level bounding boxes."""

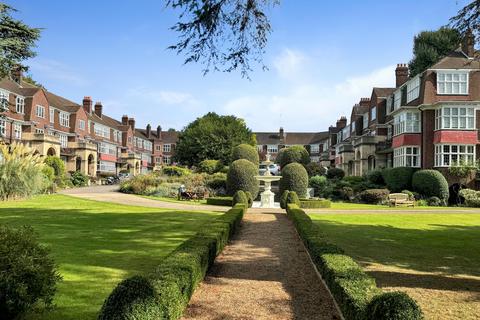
[{"left": 260, "top": 180, "right": 275, "bottom": 208}]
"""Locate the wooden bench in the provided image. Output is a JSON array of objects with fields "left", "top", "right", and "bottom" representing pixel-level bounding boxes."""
[{"left": 388, "top": 193, "right": 415, "bottom": 207}]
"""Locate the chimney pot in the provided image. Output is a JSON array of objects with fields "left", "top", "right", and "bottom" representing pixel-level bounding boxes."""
[
  {"left": 395, "top": 63, "right": 409, "bottom": 87},
  {"left": 83, "top": 96, "right": 93, "bottom": 114},
  {"left": 122, "top": 115, "right": 128, "bottom": 125},
  {"left": 462, "top": 29, "right": 475, "bottom": 58},
  {"left": 11, "top": 65, "right": 23, "bottom": 84},
  {"left": 94, "top": 102, "right": 103, "bottom": 118},
  {"left": 146, "top": 124, "right": 151, "bottom": 138},
  {"left": 128, "top": 118, "right": 135, "bottom": 132},
  {"left": 157, "top": 125, "right": 162, "bottom": 139}
]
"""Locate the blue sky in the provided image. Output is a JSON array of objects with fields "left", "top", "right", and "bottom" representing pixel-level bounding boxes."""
[{"left": 8, "top": 0, "right": 470, "bottom": 132}]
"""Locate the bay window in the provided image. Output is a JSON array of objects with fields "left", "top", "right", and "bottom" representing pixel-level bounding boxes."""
[
  {"left": 98, "top": 161, "right": 116, "bottom": 173},
  {"left": 99, "top": 142, "right": 117, "bottom": 155},
  {"left": 393, "top": 91, "right": 401, "bottom": 110},
  {"left": 435, "top": 144, "right": 475, "bottom": 167},
  {"left": 406, "top": 76, "right": 420, "bottom": 103},
  {"left": 435, "top": 106, "right": 475, "bottom": 130},
  {"left": 393, "top": 146, "right": 420, "bottom": 168},
  {"left": 393, "top": 111, "right": 421, "bottom": 136},
  {"left": 363, "top": 112, "right": 368, "bottom": 129},
  {"left": 437, "top": 71, "right": 468, "bottom": 95},
  {"left": 94, "top": 123, "right": 110, "bottom": 139},
  {"left": 0, "top": 90, "right": 9, "bottom": 111}
]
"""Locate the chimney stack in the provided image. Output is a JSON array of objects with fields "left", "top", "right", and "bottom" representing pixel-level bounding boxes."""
[
  {"left": 462, "top": 29, "right": 475, "bottom": 58},
  {"left": 395, "top": 63, "right": 409, "bottom": 87},
  {"left": 146, "top": 124, "right": 151, "bottom": 138},
  {"left": 83, "top": 97, "right": 92, "bottom": 114},
  {"left": 128, "top": 118, "right": 135, "bottom": 132},
  {"left": 94, "top": 102, "right": 103, "bottom": 118},
  {"left": 122, "top": 115, "right": 128, "bottom": 125},
  {"left": 11, "top": 65, "right": 23, "bottom": 84},
  {"left": 157, "top": 125, "right": 162, "bottom": 139},
  {"left": 279, "top": 127, "right": 285, "bottom": 140},
  {"left": 336, "top": 116, "right": 347, "bottom": 129}
]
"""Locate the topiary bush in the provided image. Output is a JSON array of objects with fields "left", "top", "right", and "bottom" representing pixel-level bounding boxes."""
[
  {"left": 299, "top": 198, "right": 331, "bottom": 209},
  {"left": 412, "top": 170, "right": 449, "bottom": 203},
  {"left": 206, "top": 196, "right": 233, "bottom": 206},
  {"left": 233, "top": 190, "right": 248, "bottom": 206},
  {"left": 287, "top": 191, "right": 301, "bottom": 207},
  {"left": 366, "top": 291, "right": 424, "bottom": 320},
  {"left": 401, "top": 190, "right": 414, "bottom": 201},
  {"left": 309, "top": 175, "right": 328, "bottom": 197},
  {"left": 244, "top": 191, "right": 253, "bottom": 208},
  {"left": 226, "top": 159, "right": 259, "bottom": 198},
  {"left": 197, "top": 159, "right": 223, "bottom": 174},
  {"left": 365, "top": 169, "right": 385, "bottom": 185},
  {"left": 280, "top": 163, "right": 309, "bottom": 198},
  {"left": 382, "top": 167, "right": 416, "bottom": 192},
  {"left": 280, "top": 190, "right": 290, "bottom": 209},
  {"left": 0, "top": 225, "right": 61, "bottom": 319},
  {"left": 276, "top": 145, "right": 310, "bottom": 168},
  {"left": 326, "top": 167, "right": 345, "bottom": 180},
  {"left": 359, "top": 189, "right": 390, "bottom": 204},
  {"left": 305, "top": 162, "right": 326, "bottom": 177},
  {"left": 231, "top": 144, "right": 259, "bottom": 165},
  {"left": 70, "top": 171, "right": 89, "bottom": 187}
]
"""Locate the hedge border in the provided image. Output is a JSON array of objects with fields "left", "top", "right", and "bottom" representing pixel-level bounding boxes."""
[
  {"left": 98, "top": 204, "right": 246, "bottom": 320},
  {"left": 299, "top": 198, "right": 332, "bottom": 209},
  {"left": 285, "top": 204, "right": 423, "bottom": 320},
  {"left": 206, "top": 196, "right": 233, "bottom": 206}
]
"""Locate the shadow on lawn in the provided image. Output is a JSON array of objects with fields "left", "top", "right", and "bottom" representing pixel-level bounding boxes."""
[{"left": 0, "top": 206, "right": 217, "bottom": 320}]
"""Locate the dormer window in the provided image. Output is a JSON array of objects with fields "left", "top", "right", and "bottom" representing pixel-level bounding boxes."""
[
  {"left": 363, "top": 112, "right": 369, "bottom": 129},
  {"left": 407, "top": 76, "right": 420, "bottom": 102},
  {"left": 371, "top": 107, "right": 377, "bottom": 121},
  {"left": 437, "top": 71, "right": 468, "bottom": 95}
]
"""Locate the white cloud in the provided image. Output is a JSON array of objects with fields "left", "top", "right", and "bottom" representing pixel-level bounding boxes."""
[
  {"left": 222, "top": 65, "right": 396, "bottom": 131},
  {"left": 272, "top": 48, "right": 307, "bottom": 79},
  {"left": 29, "top": 59, "right": 88, "bottom": 86}
]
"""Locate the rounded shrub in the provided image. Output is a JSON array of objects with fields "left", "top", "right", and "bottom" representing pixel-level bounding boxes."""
[
  {"left": 226, "top": 159, "right": 259, "bottom": 198},
  {"left": 276, "top": 146, "right": 310, "bottom": 168},
  {"left": 326, "top": 167, "right": 345, "bottom": 180},
  {"left": 233, "top": 190, "right": 248, "bottom": 206},
  {"left": 71, "top": 171, "right": 89, "bottom": 187},
  {"left": 231, "top": 144, "right": 259, "bottom": 165},
  {"left": 309, "top": 175, "right": 328, "bottom": 197},
  {"left": 197, "top": 159, "right": 223, "bottom": 174},
  {"left": 412, "top": 170, "right": 449, "bottom": 202},
  {"left": 401, "top": 190, "right": 414, "bottom": 201},
  {"left": 305, "top": 162, "right": 326, "bottom": 177},
  {"left": 0, "top": 225, "right": 61, "bottom": 319},
  {"left": 365, "top": 169, "right": 385, "bottom": 185},
  {"left": 44, "top": 155, "right": 65, "bottom": 178},
  {"left": 244, "top": 191, "right": 253, "bottom": 208},
  {"left": 279, "top": 163, "right": 309, "bottom": 198},
  {"left": 359, "top": 189, "right": 390, "bottom": 204},
  {"left": 287, "top": 191, "right": 301, "bottom": 207},
  {"left": 366, "top": 291, "right": 423, "bottom": 320},
  {"left": 426, "top": 196, "right": 442, "bottom": 206},
  {"left": 162, "top": 166, "right": 191, "bottom": 176},
  {"left": 280, "top": 190, "right": 290, "bottom": 209},
  {"left": 382, "top": 167, "right": 416, "bottom": 192}
]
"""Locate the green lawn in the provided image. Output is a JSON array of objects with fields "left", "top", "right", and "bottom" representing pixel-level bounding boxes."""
[
  {"left": 329, "top": 202, "right": 460, "bottom": 210},
  {"left": 141, "top": 195, "right": 207, "bottom": 205},
  {"left": 0, "top": 195, "right": 220, "bottom": 320}
]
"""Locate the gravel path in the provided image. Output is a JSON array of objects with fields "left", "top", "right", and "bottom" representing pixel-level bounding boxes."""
[
  {"left": 182, "top": 211, "right": 341, "bottom": 320},
  {"left": 59, "top": 185, "right": 229, "bottom": 212}
]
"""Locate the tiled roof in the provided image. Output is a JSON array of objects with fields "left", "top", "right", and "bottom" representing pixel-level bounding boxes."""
[
  {"left": 430, "top": 49, "right": 480, "bottom": 70},
  {"left": 255, "top": 131, "right": 329, "bottom": 145},
  {"left": 373, "top": 87, "right": 395, "bottom": 98},
  {"left": 45, "top": 91, "right": 81, "bottom": 113},
  {"left": 88, "top": 113, "right": 121, "bottom": 129},
  {"left": 0, "top": 78, "right": 40, "bottom": 96}
]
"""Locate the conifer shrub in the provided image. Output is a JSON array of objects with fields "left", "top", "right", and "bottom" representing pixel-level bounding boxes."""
[
  {"left": 233, "top": 190, "right": 248, "bottom": 206},
  {"left": 280, "top": 163, "right": 308, "bottom": 198},
  {"left": 287, "top": 191, "right": 301, "bottom": 207},
  {"left": 412, "top": 170, "right": 449, "bottom": 203},
  {"left": 280, "top": 190, "right": 290, "bottom": 209},
  {"left": 276, "top": 145, "right": 310, "bottom": 168},
  {"left": 326, "top": 167, "right": 345, "bottom": 180},
  {"left": 226, "top": 159, "right": 259, "bottom": 198},
  {"left": 382, "top": 167, "right": 416, "bottom": 192},
  {"left": 231, "top": 144, "right": 259, "bottom": 165},
  {"left": 366, "top": 291, "right": 424, "bottom": 320}
]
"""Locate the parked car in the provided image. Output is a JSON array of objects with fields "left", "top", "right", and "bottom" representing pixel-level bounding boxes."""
[
  {"left": 259, "top": 164, "right": 280, "bottom": 176},
  {"left": 118, "top": 172, "right": 131, "bottom": 180},
  {"left": 105, "top": 176, "right": 120, "bottom": 185}
]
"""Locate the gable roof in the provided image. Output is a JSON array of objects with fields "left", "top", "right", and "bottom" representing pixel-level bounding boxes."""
[
  {"left": 255, "top": 131, "right": 329, "bottom": 145},
  {"left": 373, "top": 87, "right": 395, "bottom": 98},
  {"left": 88, "top": 112, "right": 122, "bottom": 129},
  {"left": 0, "top": 78, "right": 41, "bottom": 97},
  {"left": 45, "top": 91, "right": 81, "bottom": 113},
  {"left": 430, "top": 49, "right": 480, "bottom": 70}
]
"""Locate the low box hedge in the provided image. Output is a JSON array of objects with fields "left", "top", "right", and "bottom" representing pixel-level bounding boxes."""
[
  {"left": 285, "top": 204, "right": 423, "bottom": 320},
  {"left": 206, "top": 196, "right": 233, "bottom": 206},
  {"left": 98, "top": 204, "right": 246, "bottom": 320},
  {"left": 299, "top": 198, "right": 331, "bottom": 209}
]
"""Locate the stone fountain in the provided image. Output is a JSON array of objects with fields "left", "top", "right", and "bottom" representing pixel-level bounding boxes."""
[{"left": 254, "top": 153, "right": 282, "bottom": 208}]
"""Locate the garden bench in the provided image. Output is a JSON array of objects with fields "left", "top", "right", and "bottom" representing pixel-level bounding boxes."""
[{"left": 388, "top": 193, "right": 414, "bottom": 207}]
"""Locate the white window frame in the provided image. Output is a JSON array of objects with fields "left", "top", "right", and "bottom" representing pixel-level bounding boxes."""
[
  {"left": 35, "top": 128, "right": 44, "bottom": 134},
  {"left": 60, "top": 112, "right": 70, "bottom": 127},
  {"left": 0, "top": 90, "right": 9, "bottom": 112},
  {"left": 163, "top": 143, "right": 171, "bottom": 153},
  {"left": 13, "top": 123, "right": 21, "bottom": 139},
  {"left": 36, "top": 105, "right": 45, "bottom": 118},
  {"left": 363, "top": 112, "right": 369, "bottom": 129},
  {"left": 257, "top": 145, "right": 263, "bottom": 152},
  {"left": 393, "top": 90, "right": 401, "bottom": 110},
  {"left": 406, "top": 76, "right": 420, "bottom": 103},
  {"left": 98, "top": 160, "right": 116, "bottom": 173},
  {"left": 435, "top": 106, "right": 475, "bottom": 130},
  {"left": 371, "top": 107, "right": 377, "bottom": 121},
  {"left": 79, "top": 120, "right": 85, "bottom": 130},
  {"left": 94, "top": 123, "right": 110, "bottom": 139},
  {"left": 155, "top": 157, "right": 162, "bottom": 163},
  {"left": 310, "top": 144, "right": 320, "bottom": 153},
  {"left": 98, "top": 142, "right": 117, "bottom": 156},
  {"left": 437, "top": 71, "right": 468, "bottom": 95},
  {"left": 386, "top": 96, "right": 394, "bottom": 115},
  {"left": 49, "top": 107, "right": 55, "bottom": 123},
  {"left": 393, "top": 146, "right": 421, "bottom": 168},
  {"left": 163, "top": 155, "right": 171, "bottom": 164},
  {"left": 434, "top": 144, "right": 475, "bottom": 167},
  {"left": 0, "top": 119, "right": 6, "bottom": 136},
  {"left": 59, "top": 134, "right": 68, "bottom": 148},
  {"left": 267, "top": 144, "right": 278, "bottom": 153},
  {"left": 393, "top": 111, "right": 421, "bottom": 136}
]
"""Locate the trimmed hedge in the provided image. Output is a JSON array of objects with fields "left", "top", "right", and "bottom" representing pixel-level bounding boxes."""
[
  {"left": 285, "top": 204, "right": 423, "bottom": 320},
  {"left": 358, "top": 189, "right": 390, "bottom": 205},
  {"left": 280, "top": 163, "right": 309, "bottom": 198},
  {"left": 245, "top": 191, "right": 253, "bottom": 208},
  {"left": 206, "top": 197, "right": 232, "bottom": 206},
  {"left": 287, "top": 191, "right": 301, "bottom": 207},
  {"left": 226, "top": 159, "right": 259, "bottom": 198},
  {"left": 366, "top": 291, "right": 423, "bottom": 320},
  {"left": 233, "top": 190, "right": 248, "bottom": 206},
  {"left": 382, "top": 167, "right": 415, "bottom": 192},
  {"left": 299, "top": 198, "right": 331, "bottom": 209},
  {"left": 276, "top": 145, "right": 310, "bottom": 168},
  {"left": 98, "top": 204, "right": 246, "bottom": 320},
  {"left": 412, "top": 170, "right": 449, "bottom": 202},
  {"left": 280, "top": 190, "right": 289, "bottom": 209},
  {"left": 231, "top": 144, "right": 259, "bottom": 165}
]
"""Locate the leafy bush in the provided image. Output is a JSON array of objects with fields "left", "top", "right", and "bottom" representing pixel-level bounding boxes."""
[
  {"left": 287, "top": 191, "right": 301, "bottom": 207},
  {"left": 299, "top": 198, "right": 331, "bottom": 209},
  {"left": 205, "top": 173, "right": 227, "bottom": 190},
  {"left": 326, "top": 167, "right": 345, "bottom": 180},
  {"left": 162, "top": 166, "right": 191, "bottom": 177},
  {"left": 98, "top": 205, "right": 246, "bottom": 319},
  {"left": 70, "top": 171, "right": 89, "bottom": 187},
  {"left": 416, "top": 199, "right": 428, "bottom": 207},
  {"left": 206, "top": 196, "right": 233, "bottom": 206},
  {"left": 305, "top": 162, "right": 326, "bottom": 177},
  {"left": 412, "top": 170, "right": 449, "bottom": 202},
  {"left": 365, "top": 169, "right": 385, "bottom": 185},
  {"left": 426, "top": 196, "right": 442, "bottom": 207},
  {"left": 184, "top": 173, "right": 209, "bottom": 196},
  {"left": 233, "top": 190, "right": 248, "bottom": 206},
  {"left": 245, "top": 191, "right": 253, "bottom": 208},
  {"left": 401, "top": 190, "right": 414, "bottom": 201},
  {"left": 226, "top": 159, "right": 259, "bottom": 198},
  {"left": 280, "top": 190, "right": 289, "bottom": 209},
  {"left": 309, "top": 175, "right": 328, "bottom": 197},
  {"left": 44, "top": 155, "right": 65, "bottom": 178},
  {"left": 119, "top": 174, "right": 163, "bottom": 195},
  {"left": 280, "top": 163, "right": 309, "bottom": 198},
  {"left": 0, "top": 225, "right": 61, "bottom": 319},
  {"left": 276, "top": 145, "right": 310, "bottom": 168},
  {"left": 459, "top": 188, "right": 480, "bottom": 207},
  {"left": 359, "top": 189, "right": 390, "bottom": 204},
  {"left": 382, "top": 167, "right": 416, "bottom": 192},
  {"left": 152, "top": 183, "right": 182, "bottom": 198},
  {"left": 0, "top": 143, "right": 49, "bottom": 200},
  {"left": 366, "top": 291, "right": 424, "bottom": 320},
  {"left": 197, "top": 159, "right": 223, "bottom": 174},
  {"left": 231, "top": 144, "right": 259, "bottom": 165}
]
